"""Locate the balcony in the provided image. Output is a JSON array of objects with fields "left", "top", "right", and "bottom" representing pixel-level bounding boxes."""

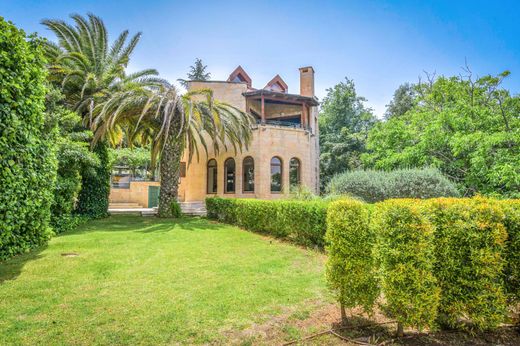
[{"left": 256, "top": 119, "right": 302, "bottom": 129}]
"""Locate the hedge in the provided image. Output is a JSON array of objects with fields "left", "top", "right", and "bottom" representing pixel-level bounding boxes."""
[
  {"left": 500, "top": 200, "right": 520, "bottom": 302},
  {"left": 0, "top": 18, "right": 56, "bottom": 260},
  {"left": 325, "top": 199, "right": 379, "bottom": 317},
  {"left": 426, "top": 198, "right": 508, "bottom": 330},
  {"left": 372, "top": 200, "right": 440, "bottom": 331},
  {"left": 323, "top": 197, "right": 518, "bottom": 332},
  {"left": 206, "top": 197, "right": 328, "bottom": 247}
]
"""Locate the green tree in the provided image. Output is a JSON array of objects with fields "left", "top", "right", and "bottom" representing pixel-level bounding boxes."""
[
  {"left": 384, "top": 82, "right": 417, "bottom": 119},
  {"left": 363, "top": 71, "right": 520, "bottom": 198},
  {"left": 319, "top": 78, "right": 377, "bottom": 191},
  {"left": 93, "top": 83, "right": 253, "bottom": 217},
  {"left": 0, "top": 18, "right": 56, "bottom": 259},
  {"left": 41, "top": 13, "right": 160, "bottom": 217},
  {"left": 178, "top": 58, "right": 211, "bottom": 88}
]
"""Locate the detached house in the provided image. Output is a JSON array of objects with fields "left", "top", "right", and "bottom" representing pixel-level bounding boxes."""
[{"left": 110, "top": 66, "right": 320, "bottom": 209}]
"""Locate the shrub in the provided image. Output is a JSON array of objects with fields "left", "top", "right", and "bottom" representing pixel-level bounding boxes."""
[
  {"left": 0, "top": 18, "right": 56, "bottom": 260},
  {"left": 500, "top": 200, "right": 520, "bottom": 302},
  {"left": 206, "top": 197, "right": 328, "bottom": 247},
  {"left": 170, "top": 201, "right": 182, "bottom": 218},
  {"left": 76, "top": 141, "right": 111, "bottom": 218},
  {"left": 325, "top": 199, "right": 379, "bottom": 317},
  {"left": 327, "top": 168, "right": 459, "bottom": 203},
  {"left": 372, "top": 200, "right": 440, "bottom": 331},
  {"left": 426, "top": 198, "right": 508, "bottom": 330},
  {"left": 44, "top": 87, "right": 98, "bottom": 233}
]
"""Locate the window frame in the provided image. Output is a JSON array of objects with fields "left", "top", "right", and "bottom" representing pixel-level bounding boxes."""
[
  {"left": 289, "top": 157, "right": 301, "bottom": 187},
  {"left": 224, "top": 158, "right": 236, "bottom": 194},
  {"left": 242, "top": 156, "right": 255, "bottom": 193},
  {"left": 270, "top": 156, "right": 283, "bottom": 193},
  {"left": 206, "top": 159, "right": 218, "bottom": 194}
]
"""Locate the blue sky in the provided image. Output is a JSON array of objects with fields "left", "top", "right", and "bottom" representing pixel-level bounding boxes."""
[{"left": 3, "top": 0, "right": 520, "bottom": 116}]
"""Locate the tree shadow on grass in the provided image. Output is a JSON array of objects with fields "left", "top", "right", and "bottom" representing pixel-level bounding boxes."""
[
  {"left": 0, "top": 246, "right": 46, "bottom": 284},
  {"left": 62, "top": 215, "right": 224, "bottom": 236}
]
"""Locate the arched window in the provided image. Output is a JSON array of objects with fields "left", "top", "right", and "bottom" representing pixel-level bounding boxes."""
[
  {"left": 243, "top": 157, "right": 255, "bottom": 193},
  {"left": 207, "top": 159, "right": 218, "bottom": 193},
  {"left": 224, "top": 158, "right": 236, "bottom": 193},
  {"left": 270, "top": 156, "right": 283, "bottom": 192},
  {"left": 289, "top": 158, "right": 301, "bottom": 187}
]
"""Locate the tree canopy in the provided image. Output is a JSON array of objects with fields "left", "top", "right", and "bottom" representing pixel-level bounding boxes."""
[
  {"left": 319, "top": 78, "right": 377, "bottom": 190},
  {"left": 178, "top": 58, "right": 211, "bottom": 88},
  {"left": 363, "top": 71, "right": 520, "bottom": 198}
]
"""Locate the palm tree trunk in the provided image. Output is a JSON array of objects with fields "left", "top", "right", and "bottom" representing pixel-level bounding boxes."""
[{"left": 157, "top": 124, "right": 184, "bottom": 218}]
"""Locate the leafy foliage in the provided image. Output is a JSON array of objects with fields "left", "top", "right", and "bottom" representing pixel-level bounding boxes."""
[
  {"left": 0, "top": 18, "right": 56, "bottom": 259},
  {"left": 384, "top": 82, "right": 417, "bottom": 119},
  {"left": 325, "top": 199, "right": 379, "bottom": 315},
  {"left": 42, "top": 13, "right": 161, "bottom": 217},
  {"left": 170, "top": 201, "right": 182, "bottom": 218},
  {"left": 44, "top": 86, "right": 98, "bottom": 232},
  {"left": 327, "top": 168, "right": 460, "bottom": 203},
  {"left": 319, "top": 78, "right": 377, "bottom": 190},
  {"left": 426, "top": 198, "right": 508, "bottom": 330},
  {"left": 75, "top": 142, "right": 111, "bottom": 218},
  {"left": 363, "top": 72, "right": 520, "bottom": 198},
  {"left": 206, "top": 197, "right": 328, "bottom": 247},
  {"left": 372, "top": 200, "right": 440, "bottom": 331},
  {"left": 500, "top": 200, "right": 520, "bottom": 302}
]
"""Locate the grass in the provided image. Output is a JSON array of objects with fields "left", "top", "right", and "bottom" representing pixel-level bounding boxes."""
[{"left": 0, "top": 216, "right": 329, "bottom": 345}]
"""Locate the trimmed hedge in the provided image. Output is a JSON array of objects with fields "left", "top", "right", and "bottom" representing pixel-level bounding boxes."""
[
  {"left": 0, "top": 18, "right": 56, "bottom": 260},
  {"left": 426, "top": 198, "right": 508, "bottom": 330},
  {"left": 206, "top": 197, "right": 328, "bottom": 247},
  {"left": 501, "top": 200, "right": 520, "bottom": 302},
  {"left": 325, "top": 199, "right": 379, "bottom": 315},
  {"left": 324, "top": 197, "right": 518, "bottom": 332},
  {"left": 326, "top": 168, "right": 460, "bottom": 203},
  {"left": 372, "top": 200, "right": 440, "bottom": 331}
]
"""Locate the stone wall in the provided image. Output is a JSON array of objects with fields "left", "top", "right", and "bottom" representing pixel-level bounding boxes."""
[{"left": 109, "top": 181, "right": 160, "bottom": 207}]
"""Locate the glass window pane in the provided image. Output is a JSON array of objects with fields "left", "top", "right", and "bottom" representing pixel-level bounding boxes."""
[
  {"left": 207, "top": 160, "right": 217, "bottom": 193},
  {"left": 225, "top": 158, "right": 235, "bottom": 193},
  {"left": 271, "top": 157, "right": 282, "bottom": 192},
  {"left": 243, "top": 157, "right": 254, "bottom": 192},
  {"left": 290, "top": 158, "right": 301, "bottom": 187}
]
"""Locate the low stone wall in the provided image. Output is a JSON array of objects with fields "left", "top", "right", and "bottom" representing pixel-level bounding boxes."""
[{"left": 109, "top": 181, "right": 160, "bottom": 207}]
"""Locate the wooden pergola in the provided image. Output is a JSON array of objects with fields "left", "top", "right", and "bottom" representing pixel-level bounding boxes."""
[{"left": 243, "top": 90, "right": 319, "bottom": 129}]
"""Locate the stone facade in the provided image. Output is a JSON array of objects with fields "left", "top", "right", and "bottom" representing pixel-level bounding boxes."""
[{"left": 179, "top": 66, "right": 319, "bottom": 202}]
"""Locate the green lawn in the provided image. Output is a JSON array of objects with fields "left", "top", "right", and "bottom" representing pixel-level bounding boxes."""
[{"left": 0, "top": 216, "right": 329, "bottom": 345}]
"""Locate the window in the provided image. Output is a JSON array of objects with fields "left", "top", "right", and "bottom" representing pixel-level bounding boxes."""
[
  {"left": 224, "top": 158, "right": 236, "bottom": 193},
  {"left": 289, "top": 158, "right": 301, "bottom": 187},
  {"left": 207, "top": 159, "right": 217, "bottom": 193},
  {"left": 270, "top": 156, "right": 283, "bottom": 192},
  {"left": 180, "top": 162, "right": 187, "bottom": 178},
  {"left": 243, "top": 157, "right": 254, "bottom": 192}
]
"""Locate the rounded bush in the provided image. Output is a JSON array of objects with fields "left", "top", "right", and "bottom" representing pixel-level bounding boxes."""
[{"left": 327, "top": 168, "right": 460, "bottom": 203}]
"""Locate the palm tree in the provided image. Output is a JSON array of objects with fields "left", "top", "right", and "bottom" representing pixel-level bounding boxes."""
[
  {"left": 41, "top": 13, "right": 160, "bottom": 217},
  {"left": 92, "top": 82, "right": 254, "bottom": 217}
]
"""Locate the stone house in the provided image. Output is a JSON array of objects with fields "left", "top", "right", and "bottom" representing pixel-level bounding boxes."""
[{"left": 109, "top": 66, "right": 319, "bottom": 208}]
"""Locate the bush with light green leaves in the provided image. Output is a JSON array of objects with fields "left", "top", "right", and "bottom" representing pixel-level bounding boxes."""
[
  {"left": 426, "top": 197, "right": 508, "bottom": 330},
  {"left": 372, "top": 199, "right": 440, "bottom": 332},
  {"left": 325, "top": 199, "right": 379, "bottom": 319}
]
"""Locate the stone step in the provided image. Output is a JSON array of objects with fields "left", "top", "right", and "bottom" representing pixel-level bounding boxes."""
[{"left": 109, "top": 202, "right": 143, "bottom": 209}]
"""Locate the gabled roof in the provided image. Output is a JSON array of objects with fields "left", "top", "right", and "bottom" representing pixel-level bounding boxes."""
[
  {"left": 264, "top": 74, "right": 288, "bottom": 93},
  {"left": 227, "top": 65, "right": 252, "bottom": 88}
]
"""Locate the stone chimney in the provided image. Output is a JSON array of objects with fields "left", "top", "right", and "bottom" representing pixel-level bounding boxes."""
[{"left": 299, "top": 66, "right": 315, "bottom": 97}]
